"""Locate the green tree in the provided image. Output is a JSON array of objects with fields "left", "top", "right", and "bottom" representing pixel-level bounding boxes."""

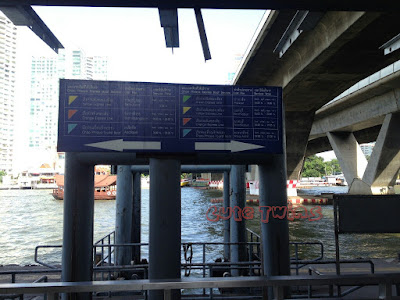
[
  {"left": 302, "top": 155, "right": 325, "bottom": 177},
  {"left": 324, "top": 159, "right": 341, "bottom": 175}
]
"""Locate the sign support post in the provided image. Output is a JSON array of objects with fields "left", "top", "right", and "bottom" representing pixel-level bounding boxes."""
[
  {"left": 223, "top": 170, "right": 230, "bottom": 261},
  {"left": 115, "top": 165, "right": 133, "bottom": 269},
  {"left": 149, "top": 158, "right": 181, "bottom": 300},
  {"left": 61, "top": 152, "right": 95, "bottom": 300},
  {"left": 230, "top": 165, "right": 247, "bottom": 276},
  {"left": 132, "top": 172, "right": 142, "bottom": 263},
  {"left": 259, "top": 155, "right": 291, "bottom": 298}
]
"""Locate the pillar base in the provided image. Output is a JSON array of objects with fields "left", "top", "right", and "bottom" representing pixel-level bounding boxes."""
[{"left": 349, "top": 178, "right": 396, "bottom": 195}]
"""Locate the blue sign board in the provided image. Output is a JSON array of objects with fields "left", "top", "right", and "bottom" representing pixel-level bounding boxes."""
[{"left": 58, "top": 79, "right": 283, "bottom": 155}]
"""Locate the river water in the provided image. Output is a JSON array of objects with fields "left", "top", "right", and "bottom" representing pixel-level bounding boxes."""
[{"left": 0, "top": 187, "right": 399, "bottom": 266}]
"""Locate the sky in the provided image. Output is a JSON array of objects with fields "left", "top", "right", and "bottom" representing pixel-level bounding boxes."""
[{"left": 23, "top": 7, "right": 268, "bottom": 84}]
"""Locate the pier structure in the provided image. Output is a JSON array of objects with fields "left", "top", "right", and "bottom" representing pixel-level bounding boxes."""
[
  {"left": 61, "top": 151, "right": 289, "bottom": 300},
  {"left": 117, "top": 164, "right": 241, "bottom": 274},
  {"left": 2, "top": 1, "right": 400, "bottom": 299}
]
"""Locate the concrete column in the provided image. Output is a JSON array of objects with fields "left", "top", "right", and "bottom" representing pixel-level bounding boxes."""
[
  {"left": 259, "top": 155, "right": 291, "bottom": 296},
  {"left": 229, "top": 165, "right": 247, "bottom": 276},
  {"left": 149, "top": 159, "right": 181, "bottom": 300},
  {"left": 223, "top": 171, "right": 230, "bottom": 261},
  {"left": 285, "top": 111, "right": 315, "bottom": 180},
  {"left": 250, "top": 165, "right": 260, "bottom": 182},
  {"left": 351, "top": 113, "right": 400, "bottom": 194},
  {"left": 327, "top": 131, "right": 368, "bottom": 186},
  {"left": 115, "top": 165, "right": 133, "bottom": 268},
  {"left": 132, "top": 172, "right": 141, "bottom": 263},
  {"left": 61, "top": 152, "right": 94, "bottom": 300}
]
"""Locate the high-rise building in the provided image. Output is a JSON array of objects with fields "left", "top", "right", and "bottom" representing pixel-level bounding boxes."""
[
  {"left": 27, "top": 48, "right": 108, "bottom": 167},
  {"left": 0, "top": 12, "right": 17, "bottom": 174},
  {"left": 360, "top": 142, "right": 375, "bottom": 158},
  {"left": 29, "top": 56, "right": 59, "bottom": 151},
  {"left": 87, "top": 56, "right": 108, "bottom": 81}
]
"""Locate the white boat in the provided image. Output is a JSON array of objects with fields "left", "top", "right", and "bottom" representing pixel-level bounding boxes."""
[{"left": 18, "top": 165, "right": 58, "bottom": 189}]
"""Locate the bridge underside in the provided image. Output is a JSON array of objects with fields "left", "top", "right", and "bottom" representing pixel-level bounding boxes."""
[{"left": 236, "top": 10, "right": 400, "bottom": 181}]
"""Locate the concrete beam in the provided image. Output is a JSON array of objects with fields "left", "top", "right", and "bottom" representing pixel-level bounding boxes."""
[
  {"left": 4, "top": 1, "right": 400, "bottom": 10},
  {"left": 351, "top": 113, "right": 400, "bottom": 194},
  {"left": 307, "top": 126, "right": 381, "bottom": 157},
  {"left": 327, "top": 132, "right": 368, "bottom": 186},
  {"left": 311, "top": 83, "right": 400, "bottom": 139},
  {"left": 130, "top": 165, "right": 232, "bottom": 174}
]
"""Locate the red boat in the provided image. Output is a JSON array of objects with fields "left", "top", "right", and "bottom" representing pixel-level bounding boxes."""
[{"left": 52, "top": 174, "right": 117, "bottom": 200}]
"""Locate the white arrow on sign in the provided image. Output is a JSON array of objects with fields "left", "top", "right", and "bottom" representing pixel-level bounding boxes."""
[
  {"left": 85, "top": 139, "right": 161, "bottom": 152},
  {"left": 195, "top": 140, "right": 264, "bottom": 153}
]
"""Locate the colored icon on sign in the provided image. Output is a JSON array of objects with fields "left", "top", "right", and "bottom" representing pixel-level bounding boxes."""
[
  {"left": 68, "top": 96, "right": 78, "bottom": 105},
  {"left": 68, "top": 124, "right": 77, "bottom": 134},
  {"left": 183, "top": 107, "right": 191, "bottom": 114},
  {"left": 182, "top": 129, "right": 192, "bottom": 137},
  {"left": 183, "top": 95, "right": 191, "bottom": 103},
  {"left": 183, "top": 118, "right": 191, "bottom": 125},
  {"left": 68, "top": 109, "right": 78, "bottom": 119}
]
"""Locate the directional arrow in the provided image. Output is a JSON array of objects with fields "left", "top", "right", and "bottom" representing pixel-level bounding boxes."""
[
  {"left": 85, "top": 139, "right": 161, "bottom": 152},
  {"left": 195, "top": 140, "right": 264, "bottom": 153}
]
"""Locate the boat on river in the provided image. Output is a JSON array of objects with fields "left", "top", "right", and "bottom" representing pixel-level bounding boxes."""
[
  {"left": 52, "top": 174, "right": 117, "bottom": 200},
  {"left": 18, "top": 164, "right": 58, "bottom": 189},
  {"left": 180, "top": 179, "right": 190, "bottom": 187},
  {"left": 191, "top": 178, "right": 209, "bottom": 188}
]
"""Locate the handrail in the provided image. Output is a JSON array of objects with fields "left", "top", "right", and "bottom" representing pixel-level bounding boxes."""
[
  {"left": 0, "top": 273, "right": 399, "bottom": 300},
  {"left": 34, "top": 245, "right": 62, "bottom": 269},
  {"left": 94, "top": 231, "right": 115, "bottom": 245},
  {"left": 36, "top": 238, "right": 325, "bottom": 277}
]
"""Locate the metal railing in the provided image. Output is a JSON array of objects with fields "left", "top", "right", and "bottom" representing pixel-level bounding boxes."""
[
  {"left": 0, "top": 273, "right": 399, "bottom": 300},
  {"left": 246, "top": 228, "right": 324, "bottom": 275},
  {"left": 306, "top": 259, "right": 375, "bottom": 298}
]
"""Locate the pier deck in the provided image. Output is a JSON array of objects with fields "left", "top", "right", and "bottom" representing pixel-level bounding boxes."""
[{"left": 1, "top": 259, "right": 400, "bottom": 299}]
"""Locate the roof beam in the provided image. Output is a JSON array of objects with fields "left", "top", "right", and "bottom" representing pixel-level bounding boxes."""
[
  {"left": 0, "top": 0, "right": 399, "bottom": 11},
  {"left": 159, "top": 8, "right": 179, "bottom": 48},
  {"left": 0, "top": 5, "right": 63, "bottom": 52},
  {"left": 195, "top": 7, "right": 211, "bottom": 61}
]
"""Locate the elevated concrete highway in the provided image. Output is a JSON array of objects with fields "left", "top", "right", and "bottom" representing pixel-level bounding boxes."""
[
  {"left": 306, "top": 67, "right": 400, "bottom": 194},
  {"left": 234, "top": 10, "right": 400, "bottom": 180}
]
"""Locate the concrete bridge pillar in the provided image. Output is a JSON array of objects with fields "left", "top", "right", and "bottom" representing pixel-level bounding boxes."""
[
  {"left": 351, "top": 112, "right": 400, "bottom": 194},
  {"left": 286, "top": 111, "right": 316, "bottom": 180},
  {"left": 327, "top": 131, "right": 368, "bottom": 187},
  {"left": 327, "top": 113, "right": 400, "bottom": 194}
]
